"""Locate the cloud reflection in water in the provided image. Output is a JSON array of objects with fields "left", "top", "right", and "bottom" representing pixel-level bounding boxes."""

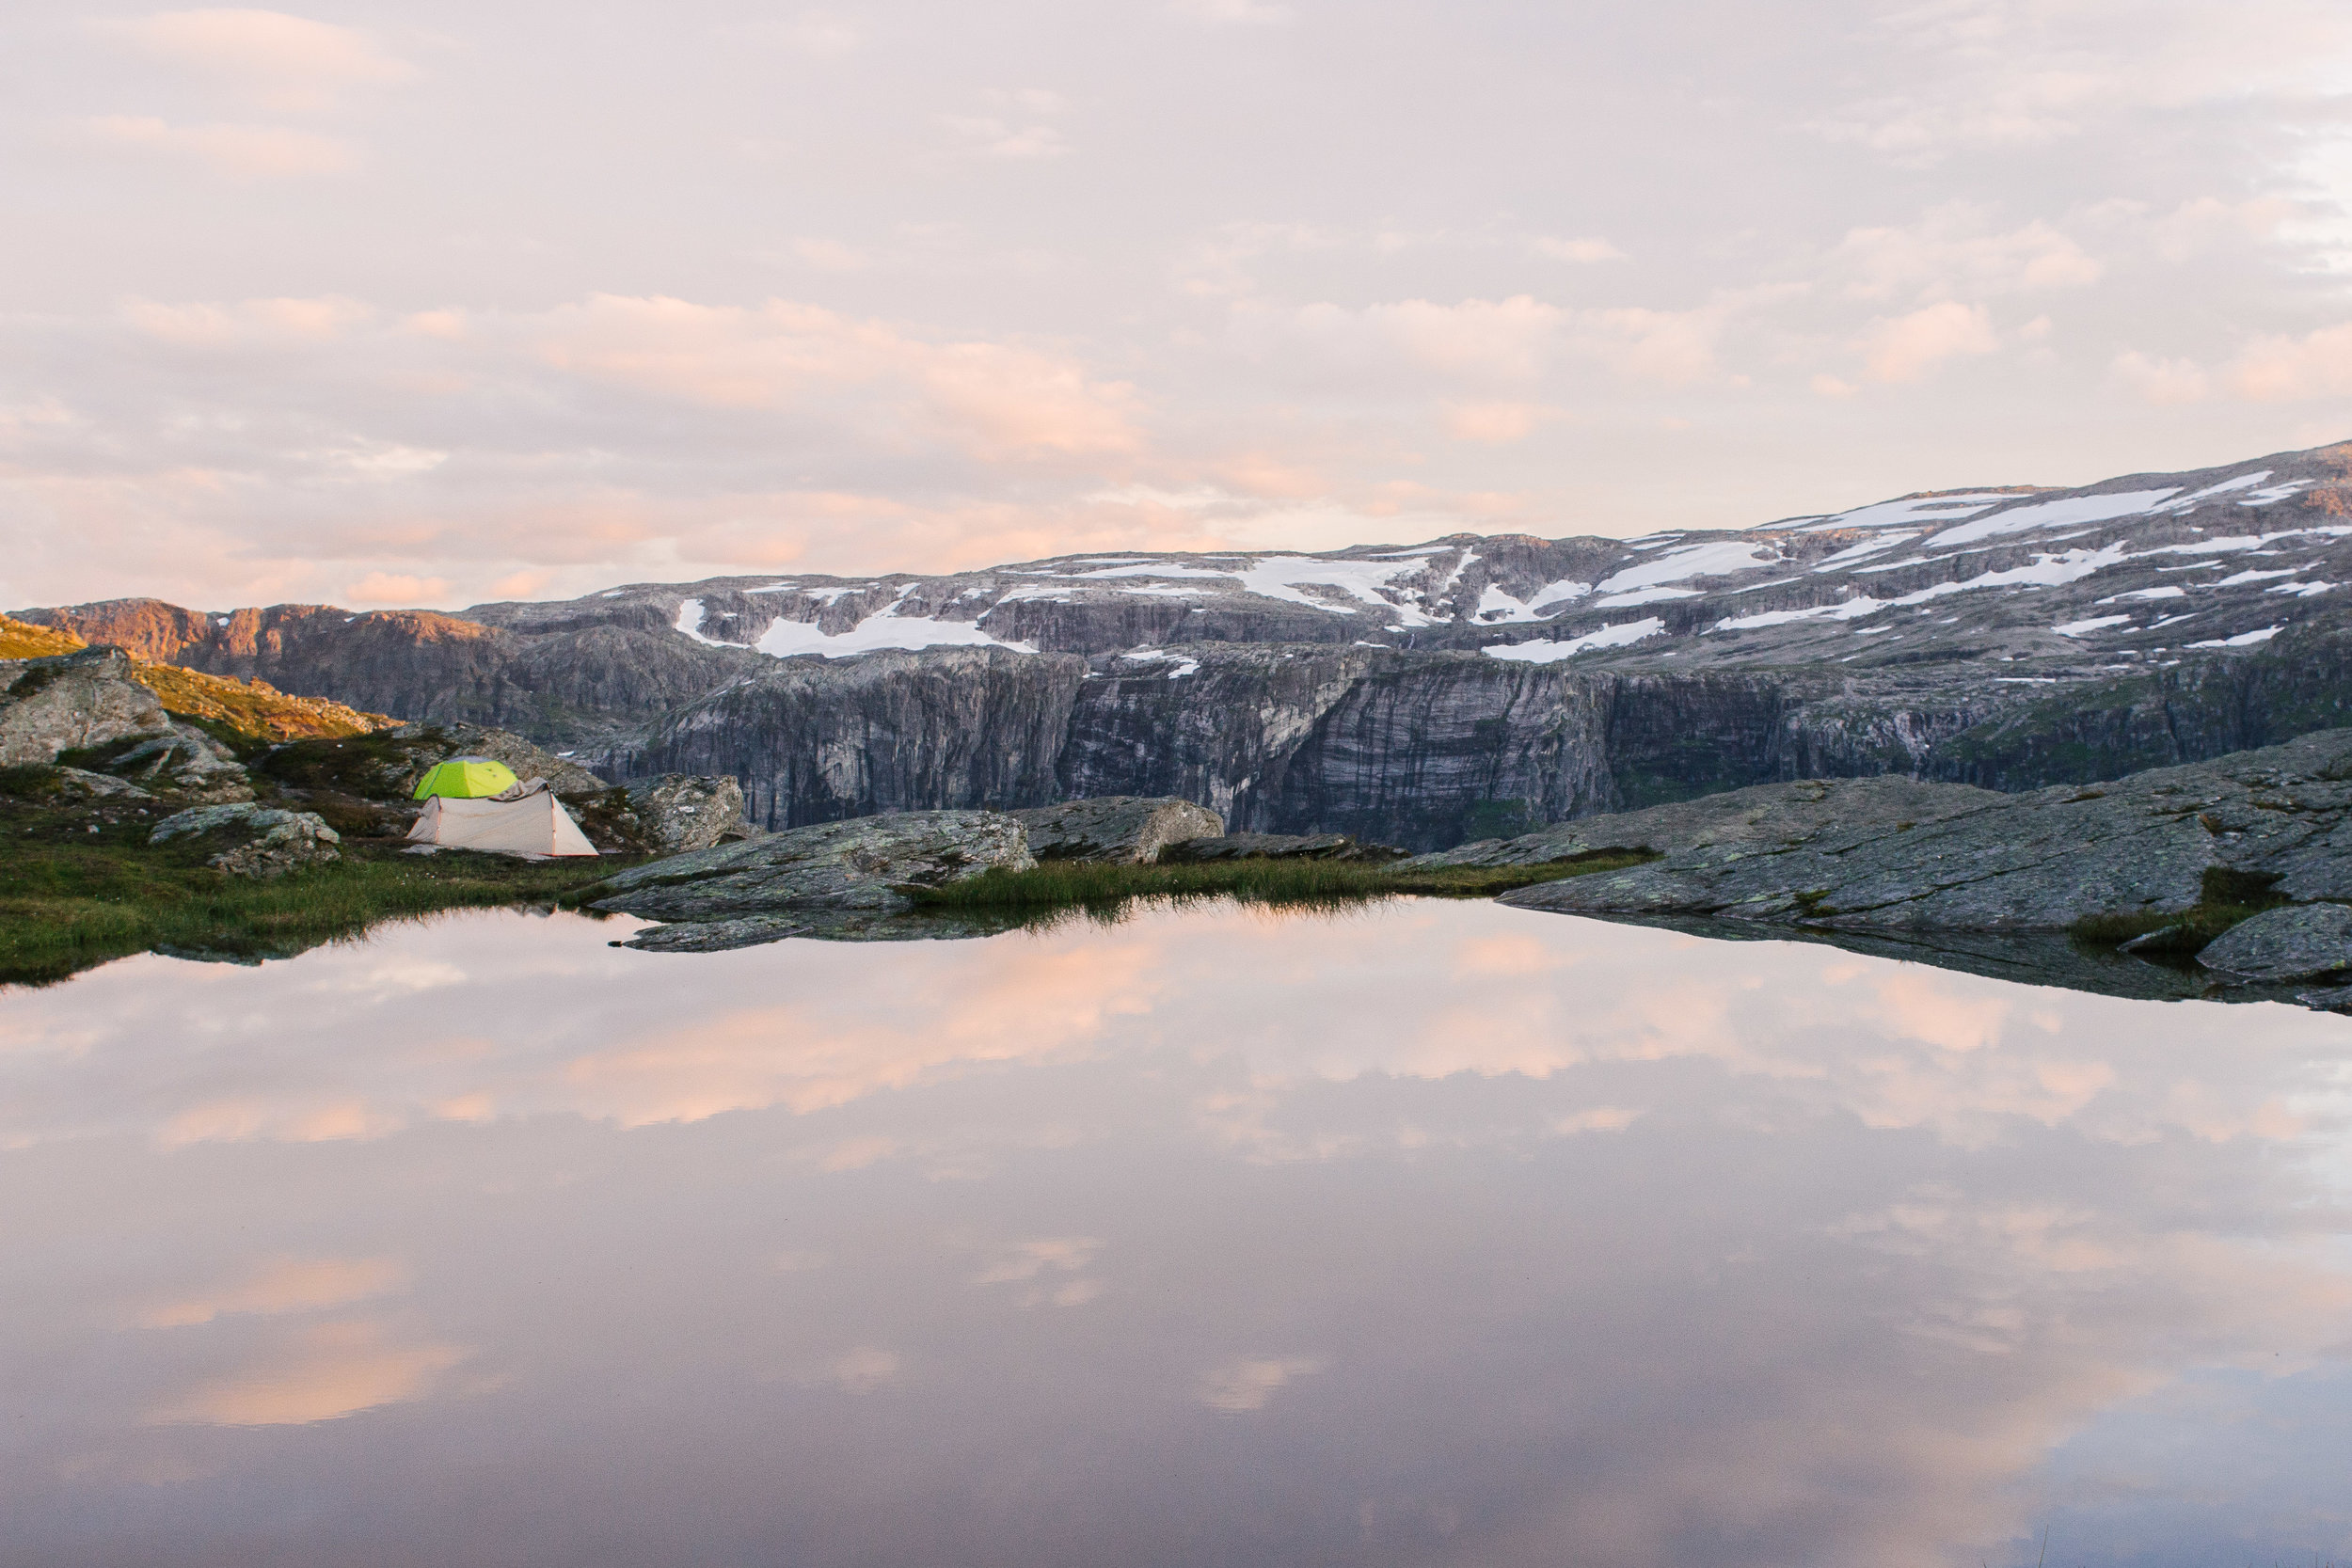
[{"left": 0, "top": 899, "right": 2347, "bottom": 1566}]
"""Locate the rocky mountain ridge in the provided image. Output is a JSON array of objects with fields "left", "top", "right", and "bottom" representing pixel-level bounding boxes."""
[{"left": 21, "top": 439, "right": 2352, "bottom": 849}]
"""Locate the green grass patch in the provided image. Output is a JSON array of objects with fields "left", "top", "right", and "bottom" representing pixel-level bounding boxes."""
[
  {"left": 901, "top": 847, "right": 1660, "bottom": 913},
  {"left": 0, "top": 795, "right": 631, "bottom": 986},
  {"left": 2069, "top": 866, "right": 2293, "bottom": 958}
]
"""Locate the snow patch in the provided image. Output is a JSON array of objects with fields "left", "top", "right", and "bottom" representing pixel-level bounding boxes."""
[
  {"left": 683, "top": 593, "right": 1037, "bottom": 658},
  {"left": 2053, "top": 614, "right": 2133, "bottom": 637},
  {"left": 2151, "top": 471, "right": 2271, "bottom": 512},
  {"left": 1595, "top": 540, "right": 1782, "bottom": 595},
  {"left": 2095, "top": 586, "right": 2185, "bottom": 604},
  {"left": 1811, "top": 531, "right": 1920, "bottom": 569},
  {"left": 1482, "top": 618, "right": 1664, "bottom": 662},
  {"left": 1591, "top": 585, "right": 1701, "bottom": 610},
  {"left": 1124, "top": 647, "right": 1201, "bottom": 678},
  {"left": 1789, "top": 494, "right": 2015, "bottom": 533},
  {"left": 1927, "top": 488, "right": 2181, "bottom": 549},
  {"left": 2211, "top": 567, "right": 2299, "bottom": 587},
  {"left": 1473, "top": 579, "right": 1593, "bottom": 623},
  {"left": 2185, "top": 626, "right": 2282, "bottom": 648}
]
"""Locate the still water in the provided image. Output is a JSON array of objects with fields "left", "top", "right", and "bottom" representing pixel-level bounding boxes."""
[{"left": 3, "top": 898, "right": 2349, "bottom": 1567}]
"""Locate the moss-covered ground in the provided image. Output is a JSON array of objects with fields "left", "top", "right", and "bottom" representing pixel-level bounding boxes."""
[
  {"left": 0, "top": 784, "right": 629, "bottom": 987},
  {"left": 901, "top": 847, "right": 1660, "bottom": 912}
]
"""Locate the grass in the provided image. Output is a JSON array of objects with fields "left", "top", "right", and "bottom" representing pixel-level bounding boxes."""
[
  {"left": 900, "top": 847, "right": 1660, "bottom": 912},
  {"left": 0, "top": 795, "right": 629, "bottom": 986},
  {"left": 2069, "top": 866, "right": 2294, "bottom": 958}
]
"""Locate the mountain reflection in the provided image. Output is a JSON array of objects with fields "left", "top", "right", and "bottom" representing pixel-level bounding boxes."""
[{"left": 1, "top": 901, "right": 2347, "bottom": 1567}]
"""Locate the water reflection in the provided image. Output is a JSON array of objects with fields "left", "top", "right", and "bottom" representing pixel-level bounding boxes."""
[{"left": 1, "top": 900, "right": 2348, "bottom": 1566}]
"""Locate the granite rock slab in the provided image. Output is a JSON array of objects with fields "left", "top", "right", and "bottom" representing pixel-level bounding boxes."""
[{"left": 1007, "top": 796, "right": 1223, "bottom": 864}]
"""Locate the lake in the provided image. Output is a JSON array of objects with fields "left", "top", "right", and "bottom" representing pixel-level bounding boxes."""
[{"left": 3, "top": 897, "right": 2348, "bottom": 1567}]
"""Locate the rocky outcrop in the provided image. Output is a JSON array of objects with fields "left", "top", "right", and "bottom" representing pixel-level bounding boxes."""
[
  {"left": 1007, "top": 797, "right": 1222, "bottom": 863},
  {"left": 1491, "top": 729, "right": 2352, "bottom": 938},
  {"left": 0, "top": 648, "right": 172, "bottom": 766},
  {"left": 588, "top": 810, "right": 1034, "bottom": 948},
  {"left": 1163, "top": 832, "right": 1407, "bottom": 863},
  {"left": 151, "top": 803, "right": 341, "bottom": 879},
  {"left": 623, "top": 773, "right": 758, "bottom": 854},
  {"left": 2195, "top": 904, "right": 2352, "bottom": 982},
  {"left": 110, "top": 722, "right": 254, "bottom": 803}
]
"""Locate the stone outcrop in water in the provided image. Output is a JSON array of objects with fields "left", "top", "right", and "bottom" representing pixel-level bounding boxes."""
[
  {"left": 588, "top": 810, "right": 1034, "bottom": 950},
  {"left": 2194, "top": 903, "right": 2352, "bottom": 982},
  {"left": 621, "top": 773, "right": 759, "bottom": 854},
  {"left": 1487, "top": 728, "right": 2352, "bottom": 938},
  {"left": 1007, "top": 796, "right": 1223, "bottom": 863},
  {"left": 1162, "top": 832, "right": 1408, "bottom": 863}
]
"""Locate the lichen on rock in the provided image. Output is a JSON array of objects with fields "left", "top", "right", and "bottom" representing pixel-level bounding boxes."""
[{"left": 151, "top": 802, "right": 342, "bottom": 879}]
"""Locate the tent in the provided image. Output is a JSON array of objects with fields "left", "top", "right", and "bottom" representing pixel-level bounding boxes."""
[
  {"left": 406, "top": 784, "right": 599, "bottom": 857},
  {"left": 413, "top": 756, "right": 519, "bottom": 800}
]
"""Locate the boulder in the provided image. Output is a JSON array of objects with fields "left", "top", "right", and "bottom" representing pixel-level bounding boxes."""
[
  {"left": 590, "top": 809, "right": 1034, "bottom": 926},
  {"left": 52, "top": 768, "right": 155, "bottom": 801},
  {"left": 623, "top": 773, "right": 758, "bottom": 854},
  {"left": 151, "top": 802, "right": 342, "bottom": 879},
  {"left": 1162, "top": 832, "right": 1408, "bottom": 864},
  {"left": 1007, "top": 796, "right": 1223, "bottom": 864},
  {"left": 110, "top": 721, "right": 254, "bottom": 802},
  {"left": 0, "top": 647, "right": 171, "bottom": 766},
  {"left": 2196, "top": 904, "right": 2352, "bottom": 983}
]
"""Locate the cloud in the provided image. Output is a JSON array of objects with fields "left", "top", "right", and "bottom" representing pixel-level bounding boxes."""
[
  {"left": 2110, "top": 350, "right": 2210, "bottom": 404},
  {"left": 937, "top": 114, "right": 1069, "bottom": 160},
  {"left": 99, "top": 8, "right": 413, "bottom": 110},
  {"left": 1444, "top": 402, "right": 1548, "bottom": 444},
  {"left": 1862, "top": 301, "right": 1999, "bottom": 383},
  {"left": 819, "top": 1347, "right": 902, "bottom": 1393},
  {"left": 538, "top": 293, "right": 1141, "bottom": 459},
  {"left": 1809, "top": 0, "right": 2352, "bottom": 163},
  {"left": 144, "top": 1320, "right": 464, "bottom": 1426},
  {"left": 1833, "top": 206, "right": 2103, "bottom": 301},
  {"left": 83, "top": 114, "right": 357, "bottom": 177},
  {"left": 347, "top": 571, "right": 451, "bottom": 604},
  {"left": 123, "top": 293, "right": 374, "bottom": 344},
  {"left": 135, "top": 1256, "right": 406, "bottom": 1328},
  {"left": 1172, "top": 0, "right": 1292, "bottom": 23},
  {"left": 2228, "top": 322, "right": 2352, "bottom": 401},
  {"left": 1195, "top": 1355, "right": 1325, "bottom": 1412},
  {"left": 760, "top": 10, "right": 859, "bottom": 56},
  {"left": 1533, "top": 236, "right": 1626, "bottom": 263}
]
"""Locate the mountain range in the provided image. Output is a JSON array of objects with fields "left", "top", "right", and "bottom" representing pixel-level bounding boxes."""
[{"left": 20, "top": 440, "right": 2352, "bottom": 850}]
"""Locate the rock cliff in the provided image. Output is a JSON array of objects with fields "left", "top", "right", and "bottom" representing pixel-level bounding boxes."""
[{"left": 22, "top": 439, "right": 2352, "bottom": 847}]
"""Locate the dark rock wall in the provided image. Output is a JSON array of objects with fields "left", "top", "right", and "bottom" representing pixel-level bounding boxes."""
[
  {"left": 621, "top": 647, "right": 1091, "bottom": 828},
  {"left": 1930, "top": 629, "right": 2352, "bottom": 790}
]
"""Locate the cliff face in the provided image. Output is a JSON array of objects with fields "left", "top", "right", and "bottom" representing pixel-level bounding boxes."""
[
  {"left": 15, "top": 600, "right": 752, "bottom": 744},
  {"left": 596, "top": 644, "right": 2037, "bottom": 850},
  {"left": 24, "top": 440, "right": 2352, "bottom": 847}
]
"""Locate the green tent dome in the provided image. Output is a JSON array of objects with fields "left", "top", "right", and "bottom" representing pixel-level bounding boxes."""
[{"left": 412, "top": 756, "right": 520, "bottom": 800}]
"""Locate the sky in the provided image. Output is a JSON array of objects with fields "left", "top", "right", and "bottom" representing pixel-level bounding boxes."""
[{"left": 6, "top": 0, "right": 2352, "bottom": 612}]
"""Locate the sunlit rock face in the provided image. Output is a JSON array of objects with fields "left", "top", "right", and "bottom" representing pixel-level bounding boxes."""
[
  {"left": 21, "top": 442, "right": 2352, "bottom": 847},
  {"left": 0, "top": 647, "right": 171, "bottom": 765}
]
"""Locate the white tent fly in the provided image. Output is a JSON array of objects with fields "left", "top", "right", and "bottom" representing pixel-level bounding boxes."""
[{"left": 405, "top": 779, "right": 598, "bottom": 858}]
